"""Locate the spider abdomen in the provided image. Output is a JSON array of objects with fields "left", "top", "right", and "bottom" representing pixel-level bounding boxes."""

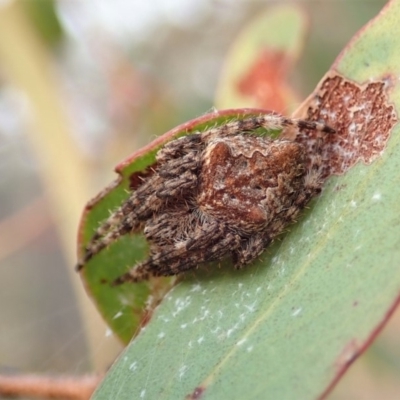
[{"left": 198, "top": 135, "right": 306, "bottom": 233}]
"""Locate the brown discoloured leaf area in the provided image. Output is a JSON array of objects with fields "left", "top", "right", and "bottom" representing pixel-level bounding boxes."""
[
  {"left": 186, "top": 386, "right": 205, "bottom": 400},
  {"left": 334, "top": 339, "right": 361, "bottom": 371},
  {"left": 290, "top": 73, "right": 398, "bottom": 179},
  {"left": 237, "top": 50, "right": 295, "bottom": 113}
]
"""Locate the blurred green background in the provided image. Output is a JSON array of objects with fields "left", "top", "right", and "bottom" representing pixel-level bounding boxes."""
[{"left": 0, "top": 1, "right": 398, "bottom": 399}]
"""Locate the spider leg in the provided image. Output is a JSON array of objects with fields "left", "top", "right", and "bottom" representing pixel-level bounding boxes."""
[
  {"left": 83, "top": 134, "right": 202, "bottom": 244},
  {"left": 76, "top": 138, "right": 203, "bottom": 271},
  {"left": 144, "top": 209, "right": 187, "bottom": 244},
  {"left": 197, "top": 231, "right": 242, "bottom": 265},
  {"left": 144, "top": 206, "right": 202, "bottom": 247},
  {"left": 81, "top": 172, "right": 161, "bottom": 246},
  {"left": 111, "top": 226, "right": 218, "bottom": 284},
  {"left": 112, "top": 222, "right": 241, "bottom": 284},
  {"left": 76, "top": 179, "right": 158, "bottom": 271},
  {"left": 233, "top": 234, "right": 271, "bottom": 269},
  {"left": 202, "top": 114, "right": 335, "bottom": 141},
  {"left": 230, "top": 169, "right": 323, "bottom": 272},
  {"left": 289, "top": 118, "right": 335, "bottom": 134},
  {"left": 156, "top": 134, "right": 202, "bottom": 163},
  {"left": 154, "top": 170, "right": 197, "bottom": 199},
  {"left": 76, "top": 170, "right": 198, "bottom": 270}
]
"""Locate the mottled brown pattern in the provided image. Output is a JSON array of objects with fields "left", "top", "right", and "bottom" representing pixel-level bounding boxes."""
[
  {"left": 77, "top": 113, "right": 334, "bottom": 284},
  {"left": 291, "top": 74, "right": 397, "bottom": 178},
  {"left": 198, "top": 137, "right": 305, "bottom": 233}
]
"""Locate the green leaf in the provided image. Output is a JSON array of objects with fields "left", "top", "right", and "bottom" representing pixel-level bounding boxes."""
[
  {"left": 22, "top": 0, "right": 64, "bottom": 48},
  {"left": 215, "top": 4, "right": 306, "bottom": 112},
  {"left": 91, "top": 1, "right": 400, "bottom": 399}
]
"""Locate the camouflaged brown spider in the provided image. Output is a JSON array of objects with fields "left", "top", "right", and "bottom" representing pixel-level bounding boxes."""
[{"left": 77, "top": 113, "right": 335, "bottom": 285}]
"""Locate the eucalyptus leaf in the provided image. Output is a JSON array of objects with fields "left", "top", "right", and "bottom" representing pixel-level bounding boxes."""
[{"left": 91, "top": 1, "right": 400, "bottom": 399}]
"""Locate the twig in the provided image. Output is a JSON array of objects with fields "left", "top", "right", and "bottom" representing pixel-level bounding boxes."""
[{"left": 0, "top": 373, "right": 102, "bottom": 400}]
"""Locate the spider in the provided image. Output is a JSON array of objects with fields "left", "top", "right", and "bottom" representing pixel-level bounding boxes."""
[{"left": 77, "top": 113, "right": 335, "bottom": 285}]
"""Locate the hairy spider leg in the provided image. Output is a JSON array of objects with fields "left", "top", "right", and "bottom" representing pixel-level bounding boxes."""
[
  {"left": 86, "top": 135, "right": 202, "bottom": 242},
  {"left": 201, "top": 114, "right": 335, "bottom": 142},
  {"left": 288, "top": 118, "right": 335, "bottom": 134},
  {"left": 76, "top": 175, "right": 161, "bottom": 270},
  {"left": 144, "top": 208, "right": 192, "bottom": 244},
  {"left": 111, "top": 221, "right": 222, "bottom": 284},
  {"left": 233, "top": 234, "right": 272, "bottom": 267},
  {"left": 76, "top": 137, "right": 204, "bottom": 271},
  {"left": 77, "top": 172, "right": 198, "bottom": 269},
  {"left": 112, "top": 221, "right": 242, "bottom": 284}
]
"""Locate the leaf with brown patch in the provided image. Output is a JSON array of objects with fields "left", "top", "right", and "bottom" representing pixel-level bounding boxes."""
[
  {"left": 216, "top": 5, "right": 306, "bottom": 112},
  {"left": 91, "top": 2, "right": 400, "bottom": 400},
  {"left": 291, "top": 73, "right": 398, "bottom": 178}
]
